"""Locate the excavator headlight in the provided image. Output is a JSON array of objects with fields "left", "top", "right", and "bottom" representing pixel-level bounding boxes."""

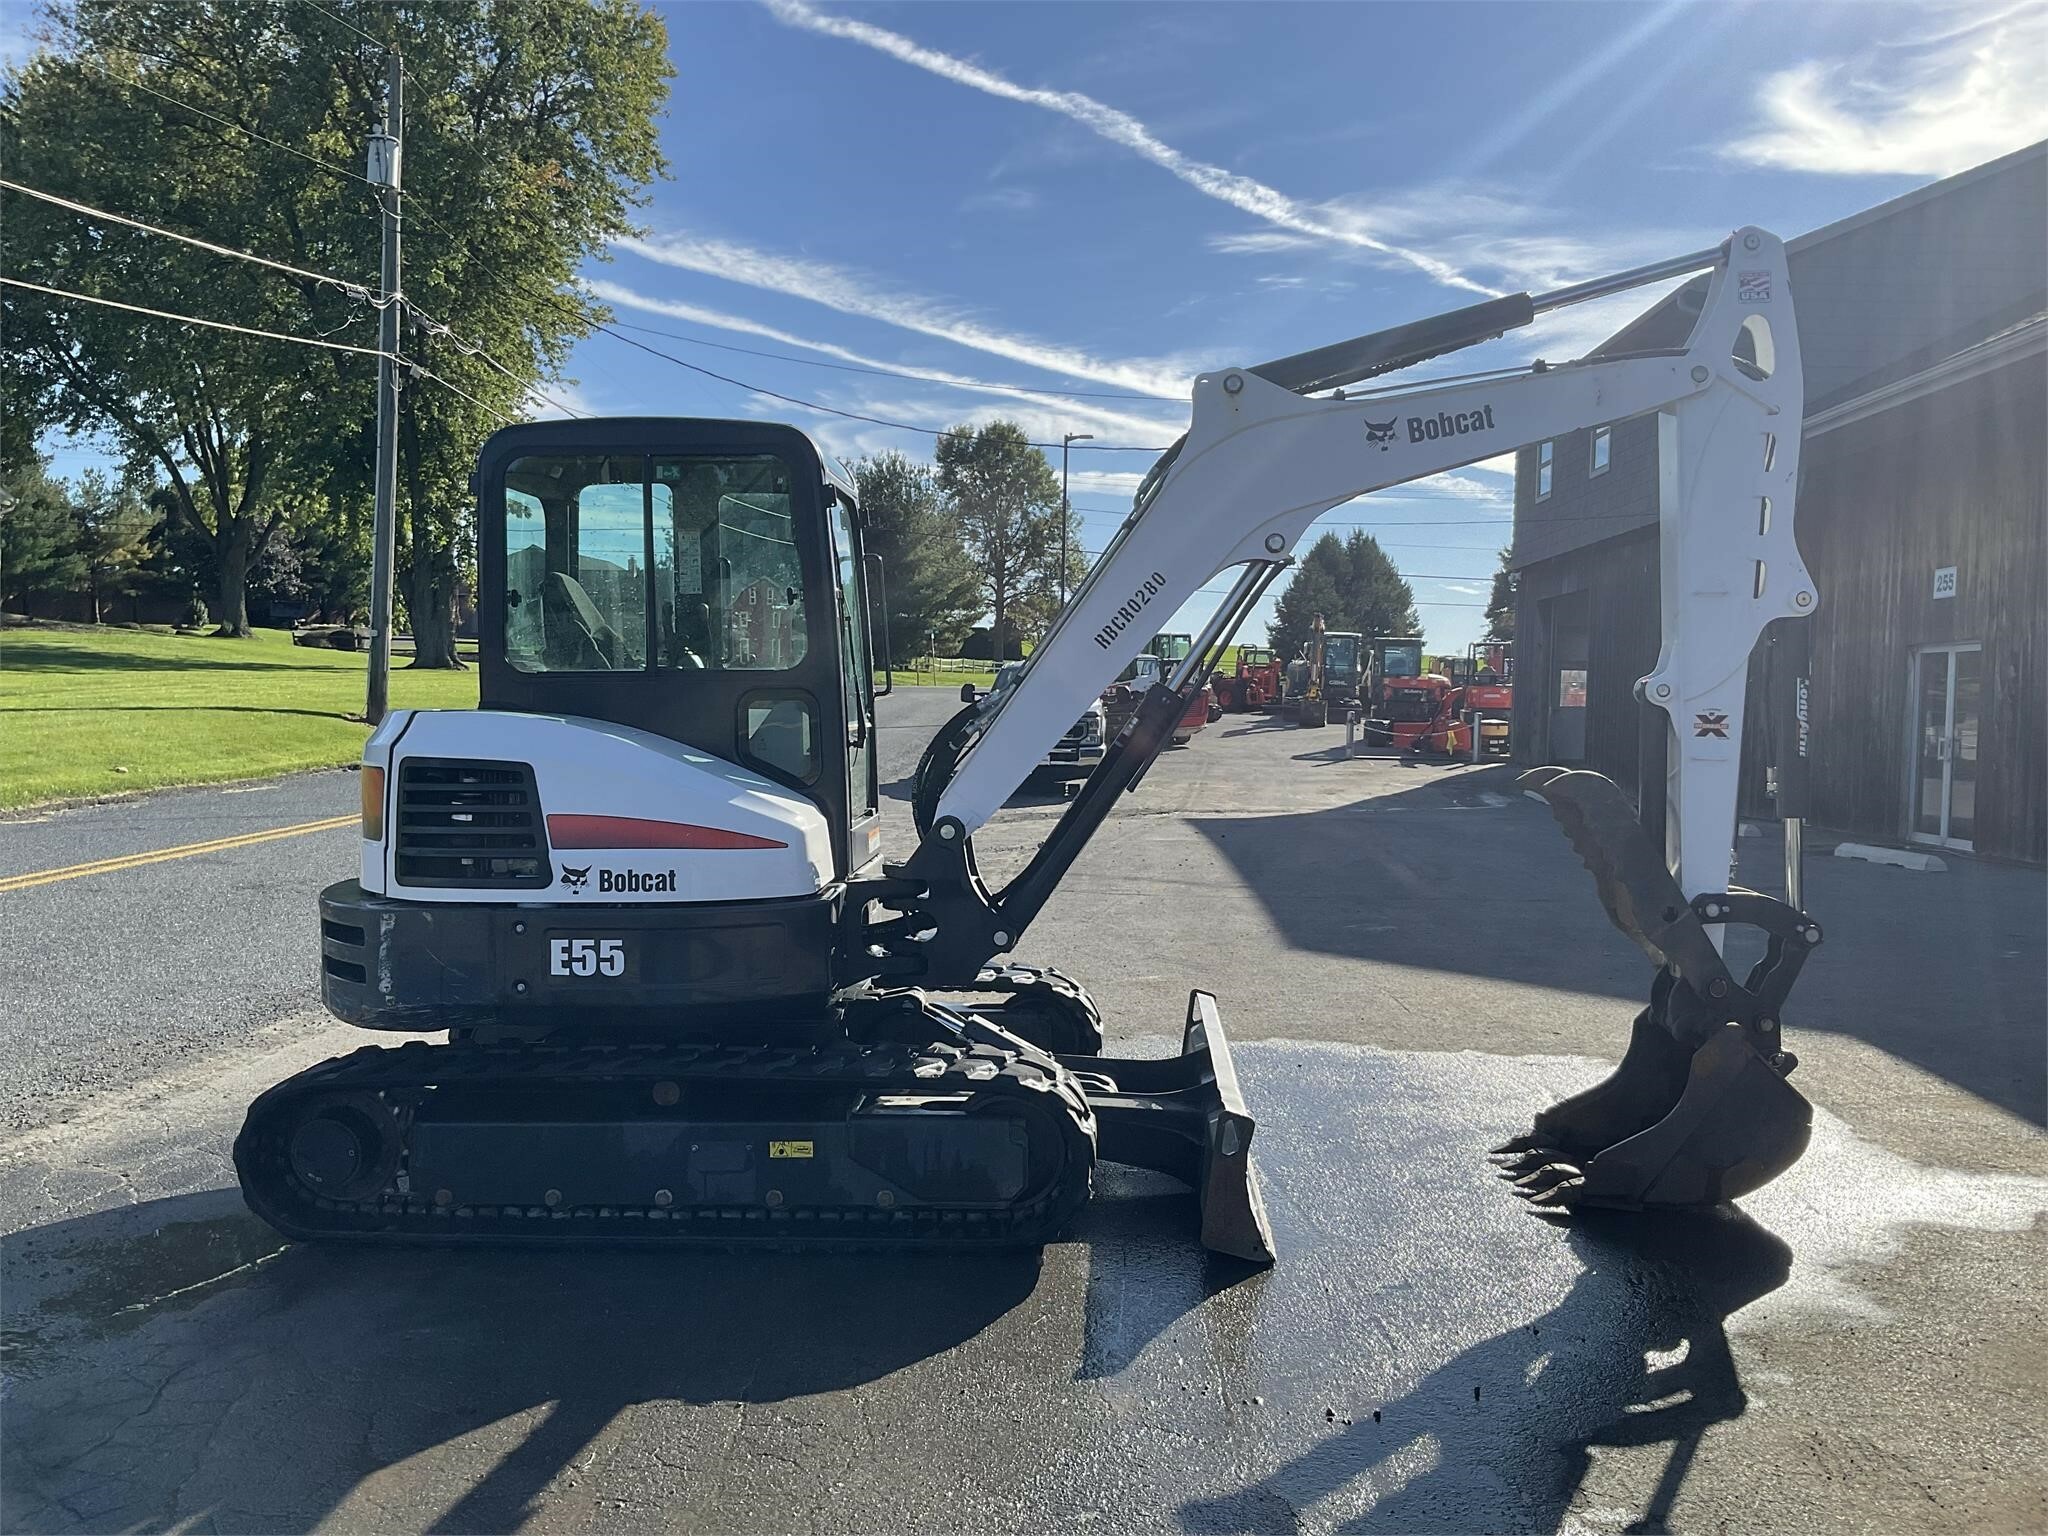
[{"left": 360, "top": 766, "right": 386, "bottom": 842}]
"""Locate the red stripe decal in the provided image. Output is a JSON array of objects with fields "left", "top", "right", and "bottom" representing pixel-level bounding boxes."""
[{"left": 546, "top": 814, "right": 787, "bottom": 851}]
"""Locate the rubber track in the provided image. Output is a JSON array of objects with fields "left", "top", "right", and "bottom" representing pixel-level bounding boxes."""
[
  {"left": 961, "top": 964, "right": 1105, "bottom": 1054},
  {"left": 235, "top": 1036, "right": 1097, "bottom": 1250}
]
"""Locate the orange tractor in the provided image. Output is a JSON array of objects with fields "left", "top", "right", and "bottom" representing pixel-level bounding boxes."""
[
  {"left": 1212, "top": 646, "right": 1285, "bottom": 712},
  {"left": 1358, "top": 635, "right": 1443, "bottom": 749},
  {"left": 1419, "top": 642, "right": 1516, "bottom": 757}
]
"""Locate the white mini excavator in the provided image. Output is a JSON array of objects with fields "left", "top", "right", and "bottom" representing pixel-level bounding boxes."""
[{"left": 237, "top": 229, "right": 1822, "bottom": 1262}]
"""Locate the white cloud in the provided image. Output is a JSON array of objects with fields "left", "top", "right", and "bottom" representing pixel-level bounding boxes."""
[
  {"left": 1723, "top": 4, "right": 2048, "bottom": 175},
  {"left": 959, "top": 185, "right": 1040, "bottom": 215},
  {"left": 588, "top": 275, "right": 1188, "bottom": 444},
  {"left": 761, "top": 0, "right": 1496, "bottom": 297},
  {"left": 1435, "top": 582, "right": 1487, "bottom": 596},
  {"left": 616, "top": 230, "right": 1198, "bottom": 400},
  {"left": 1207, "top": 231, "right": 1320, "bottom": 256},
  {"left": 1416, "top": 473, "right": 1511, "bottom": 508},
  {"left": 1065, "top": 468, "right": 1146, "bottom": 499},
  {"left": 520, "top": 379, "right": 598, "bottom": 421}
]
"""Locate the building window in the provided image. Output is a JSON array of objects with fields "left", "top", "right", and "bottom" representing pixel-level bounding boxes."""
[
  {"left": 1537, "top": 440, "right": 1554, "bottom": 500},
  {"left": 1590, "top": 426, "right": 1611, "bottom": 477}
]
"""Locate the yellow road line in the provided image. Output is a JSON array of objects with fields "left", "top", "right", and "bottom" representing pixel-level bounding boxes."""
[{"left": 0, "top": 814, "right": 357, "bottom": 894}]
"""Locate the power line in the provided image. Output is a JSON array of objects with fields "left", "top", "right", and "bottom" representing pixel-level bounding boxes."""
[
  {"left": 401, "top": 355, "right": 514, "bottom": 425},
  {"left": 408, "top": 304, "right": 583, "bottom": 418},
  {"left": 0, "top": 177, "right": 382, "bottom": 301},
  {"left": 2, "top": 276, "right": 391, "bottom": 358},
  {"left": 6, "top": 277, "right": 520, "bottom": 424},
  {"left": 297, "top": 0, "right": 390, "bottom": 53},
  {"left": 79, "top": 55, "right": 379, "bottom": 193},
  {"left": 601, "top": 318, "right": 1181, "bottom": 404},
  {"left": 8, "top": 176, "right": 580, "bottom": 419}
]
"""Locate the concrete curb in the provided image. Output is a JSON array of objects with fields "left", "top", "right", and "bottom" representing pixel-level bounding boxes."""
[{"left": 1833, "top": 842, "right": 1948, "bottom": 872}]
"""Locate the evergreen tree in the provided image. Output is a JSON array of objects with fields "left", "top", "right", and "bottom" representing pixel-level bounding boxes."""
[
  {"left": 1267, "top": 530, "right": 1420, "bottom": 658},
  {"left": 0, "top": 456, "right": 84, "bottom": 616}
]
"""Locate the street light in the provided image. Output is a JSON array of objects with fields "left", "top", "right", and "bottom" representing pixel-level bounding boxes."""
[{"left": 1061, "top": 432, "right": 1093, "bottom": 605}]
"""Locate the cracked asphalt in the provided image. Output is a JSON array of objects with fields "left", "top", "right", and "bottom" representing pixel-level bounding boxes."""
[{"left": 3, "top": 691, "right": 2043, "bottom": 1533}]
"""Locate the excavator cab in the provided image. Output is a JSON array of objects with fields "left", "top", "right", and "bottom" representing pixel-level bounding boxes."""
[{"left": 478, "top": 418, "right": 883, "bottom": 883}]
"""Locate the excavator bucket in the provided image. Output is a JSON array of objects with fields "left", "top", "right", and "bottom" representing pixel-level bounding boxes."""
[{"left": 1498, "top": 769, "right": 1819, "bottom": 1211}]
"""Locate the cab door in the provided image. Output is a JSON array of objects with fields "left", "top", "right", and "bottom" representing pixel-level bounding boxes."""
[{"left": 827, "top": 495, "right": 882, "bottom": 870}]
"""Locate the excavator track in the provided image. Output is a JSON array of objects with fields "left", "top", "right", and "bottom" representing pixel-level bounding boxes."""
[{"left": 235, "top": 1035, "right": 1097, "bottom": 1249}]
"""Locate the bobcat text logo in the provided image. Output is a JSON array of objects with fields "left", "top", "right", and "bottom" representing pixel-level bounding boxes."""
[
  {"left": 1094, "top": 571, "right": 1169, "bottom": 649},
  {"left": 1408, "top": 403, "right": 1496, "bottom": 443},
  {"left": 1693, "top": 710, "right": 1730, "bottom": 739},
  {"left": 600, "top": 869, "right": 678, "bottom": 894},
  {"left": 559, "top": 865, "right": 591, "bottom": 889},
  {"left": 1364, "top": 418, "right": 1399, "bottom": 450}
]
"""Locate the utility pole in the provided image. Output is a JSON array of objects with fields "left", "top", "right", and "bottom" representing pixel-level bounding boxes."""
[
  {"left": 1060, "top": 432, "right": 1092, "bottom": 605},
  {"left": 364, "top": 52, "right": 403, "bottom": 724}
]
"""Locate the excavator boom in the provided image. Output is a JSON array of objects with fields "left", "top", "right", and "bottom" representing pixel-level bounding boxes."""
[{"left": 873, "top": 227, "right": 1820, "bottom": 1217}]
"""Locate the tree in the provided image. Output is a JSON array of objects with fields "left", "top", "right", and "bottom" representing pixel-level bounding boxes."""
[
  {"left": 849, "top": 450, "right": 979, "bottom": 661},
  {"left": 1007, "top": 498, "right": 1089, "bottom": 643},
  {"left": 68, "top": 467, "right": 154, "bottom": 622},
  {"left": 3, "top": 0, "right": 672, "bottom": 653},
  {"left": 1267, "top": 530, "right": 1420, "bottom": 659},
  {"left": 1485, "top": 547, "right": 1517, "bottom": 641},
  {"left": 0, "top": 455, "right": 84, "bottom": 616},
  {"left": 934, "top": 422, "right": 1065, "bottom": 652},
  {"left": 1343, "top": 530, "right": 1421, "bottom": 638}
]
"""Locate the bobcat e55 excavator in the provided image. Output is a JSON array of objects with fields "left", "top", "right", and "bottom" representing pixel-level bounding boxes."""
[{"left": 237, "top": 228, "right": 1821, "bottom": 1262}]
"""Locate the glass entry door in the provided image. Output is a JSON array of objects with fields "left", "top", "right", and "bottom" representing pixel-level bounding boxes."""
[{"left": 1908, "top": 644, "right": 1981, "bottom": 850}]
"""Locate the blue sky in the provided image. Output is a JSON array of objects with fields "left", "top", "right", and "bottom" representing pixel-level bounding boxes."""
[{"left": 21, "top": 1, "right": 2046, "bottom": 650}]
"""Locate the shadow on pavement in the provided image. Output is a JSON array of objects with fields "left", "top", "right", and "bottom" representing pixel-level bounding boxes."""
[
  {"left": 1189, "top": 765, "right": 1646, "bottom": 1006},
  {"left": 0, "top": 1191, "right": 1051, "bottom": 1532},
  {"left": 1179, "top": 1209, "right": 1792, "bottom": 1535},
  {"left": 1191, "top": 766, "right": 2047, "bottom": 1127},
  {"left": 2, "top": 1172, "right": 1259, "bottom": 1534}
]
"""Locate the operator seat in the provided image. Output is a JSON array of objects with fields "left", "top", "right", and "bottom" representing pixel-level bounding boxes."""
[{"left": 540, "top": 571, "right": 626, "bottom": 670}]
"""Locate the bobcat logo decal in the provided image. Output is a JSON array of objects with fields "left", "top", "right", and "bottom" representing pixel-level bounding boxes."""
[
  {"left": 559, "top": 864, "right": 592, "bottom": 890},
  {"left": 1364, "top": 418, "right": 1399, "bottom": 451}
]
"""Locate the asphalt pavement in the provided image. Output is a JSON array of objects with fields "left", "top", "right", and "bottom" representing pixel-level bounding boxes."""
[{"left": 2, "top": 692, "right": 2043, "bottom": 1534}]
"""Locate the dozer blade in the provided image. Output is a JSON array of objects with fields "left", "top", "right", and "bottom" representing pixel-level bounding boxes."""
[
  {"left": 1064, "top": 990, "right": 1277, "bottom": 1264},
  {"left": 1515, "top": 1024, "right": 1812, "bottom": 1211}
]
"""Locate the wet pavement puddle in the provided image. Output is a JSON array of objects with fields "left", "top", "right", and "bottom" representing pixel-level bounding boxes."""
[{"left": 3, "top": 1041, "right": 2042, "bottom": 1533}]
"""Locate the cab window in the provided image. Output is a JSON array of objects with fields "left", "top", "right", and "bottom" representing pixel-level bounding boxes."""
[
  {"left": 655, "top": 455, "right": 806, "bottom": 671},
  {"left": 501, "top": 452, "right": 808, "bottom": 674},
  {"left": 503, "top": 456, "right": 647, "bottom": 673}
]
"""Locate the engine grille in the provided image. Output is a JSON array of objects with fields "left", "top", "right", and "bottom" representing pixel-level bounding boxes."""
[{"left": 393, "top": 758, "right": 550, "bottom": 888}]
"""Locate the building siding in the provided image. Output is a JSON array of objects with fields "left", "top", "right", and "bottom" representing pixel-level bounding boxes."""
[
  {"left": 1515, "top": 141, "right": 2047, "bottom": 572},
  {"left": 1512, "top": 350, "right": 2045, "bottom": 864},
  {"left": 1794, "top": 353, "right": 2045, "bottom": 863}
]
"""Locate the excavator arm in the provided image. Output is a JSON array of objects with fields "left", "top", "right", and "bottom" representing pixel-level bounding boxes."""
[
  {"left": 873, "top": 228, "right": 1806, "bottom": 967},
  {"left": 863, "top": 227, "right": 1821, "bottom": 1219}
]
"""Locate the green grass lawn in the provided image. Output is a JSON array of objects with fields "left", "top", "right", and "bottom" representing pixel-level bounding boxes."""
[
  {"left": 0, "top": 623, "right": 479, "bottom": 810},
  {"left": 882, "top": 668, "right": 995, "bottom": 691}
]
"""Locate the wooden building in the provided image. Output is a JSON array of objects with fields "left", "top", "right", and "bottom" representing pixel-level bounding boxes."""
[{"left": 1510, "top": 143, "right": 2046, "bottom": 864}]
